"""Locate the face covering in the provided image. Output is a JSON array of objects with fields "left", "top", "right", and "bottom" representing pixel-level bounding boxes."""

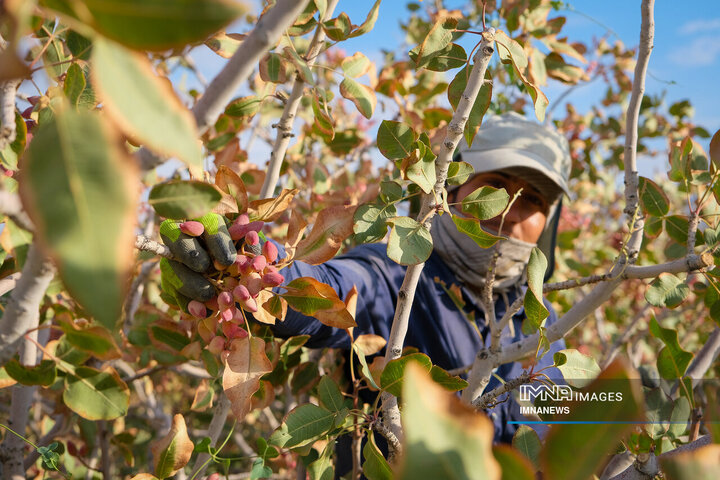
[{"left": 431, "top": 211, "right": 536, "bottom": 294}]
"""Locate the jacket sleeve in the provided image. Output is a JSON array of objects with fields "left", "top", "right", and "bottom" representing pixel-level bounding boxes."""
[{"left": 267, "top": 244, "right": 402, "bottom": 349}]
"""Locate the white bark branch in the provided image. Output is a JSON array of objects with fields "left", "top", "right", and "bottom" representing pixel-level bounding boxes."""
[
  {"left": 138, "top": 0, "right": 312, "bottom": 171},
  {"left": 259, "top": 0, "right": 339, "bottom": 198},
  {"left": 0, "top": 190, "right": 35, "bottom": 232},
  {"left": 0, "top": 79, "right": 20, "bottom": 153},
  {"left": 607, "top": 435, "right": 711, "bottom": 480},
  {"left": 0, "top": 243, "right": 55, "bottom": 366},
  {"left": 134, "top": 234, "right": 173, "bottom": 258},
  {"left": 380, "top": 30, "right": 497, "bottom": 446},
  {"left": 0, "top": 245, "right": 50, "bottom": 478},
  {"left": 189, "top": 394, "right": 231, "bottom": 479},
  {"left": 472, "top": 371, "right": 531, "bottom": 409}
]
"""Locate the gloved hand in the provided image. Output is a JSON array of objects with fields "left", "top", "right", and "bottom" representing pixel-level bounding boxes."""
[
  {"left": 159, "top": 212, "right": 237, "bottom": 308},
  {"left": 158, "top": 212, "right": 277, "bottom": 313}
]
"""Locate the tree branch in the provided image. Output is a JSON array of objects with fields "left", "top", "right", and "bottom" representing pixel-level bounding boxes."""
[
  {"left": 134, "top": 234, "right": 173, "bottom": 258},
  {"left": 189, "top": 394, "right": 231, "bottom": 479},
  {"left": 138, "top": 0, "right": 311, "bottom": 171},
  {"left": 0, "top": 190, "right": 35, "bottom": 233},
  {"left": 0, "top": 79, "right": 20, "bottom": 153},
  {"left": 0, "top": 243, "right": 55, "bottom": 366},
  {"left": 472, "top": 371, "right": 531, "bottom": 409},
  {"left": 259, "top": 0, "right": 339, "bottom": 198},
  {"left": 380, "top": 29, "right": 497, "bottom": 446}
]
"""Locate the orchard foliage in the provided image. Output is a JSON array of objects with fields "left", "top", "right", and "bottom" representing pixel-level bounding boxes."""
[{"left": 0, "top": 0, "right": 719, "bottom": 479}]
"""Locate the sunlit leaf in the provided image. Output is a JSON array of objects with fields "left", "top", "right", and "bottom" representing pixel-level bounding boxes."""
[
  {"left": 4, "top": 359, "right": 56, "bottom": 386},
  {"left": 341, "top": 52, "right": 371, "bottom": 78},
  {"left": 20, "top": 109, "right": 137, "bottom": 329},
  {"left": 461, "top": 186, "right": 509, "bottom": 220},
  {"left": 281, "top": 277, "right": 356, "bottom": 329},
  {"left": 409, "top": 17, "right": 458, "bottom": 68},
  {"left": 249, "top": 188, "right": 298, "bottom": 222},
  {"left": 222, "top": 337, "right": 273, "bottom": 422},
  {"left": 215, "top": 166, "right": 249, "bottom": 213},
  {"left": 151, "top": 414, "right": 194, "bottom": 479},
  {"left": 446, "top": 161, "right": 475, "bottom": 185},
  {"left": 451, "top": 215, "right": 503, "bottom": 248},
  {"left": 386, "top": 216, "right": 433, "bottom": 265},
  {"left": 512, "top": 425, "right": 541, "bottom": 469},
  {"left": 340, "top": 77, "right": 376, "bottom": 119},
  {"left": 354, "top": 203, "right": 396, "bottom": 244},
  {"left": 259, "top": 52, "right": 288, "bottom": 83},
  {"left": 377, "top": 120, "right": 415, "bottom": 160},
  {"left": 448, "top": 66, "right": 493, "bottom": 146},
  {"left": 363, "top": 432, "right": 393, "bottom": 480},
  {"left": 323, "top": 12, "right": 352, "bottom": 41},
  {"left": 269, "top": 404, "right": 337, "bottom": 449},
  {"left": 349, "top": 0, "right": 381, "bottom": 38},
  {"left": 205, "top": 32, "right": 244, "bottom": 59},
  {"left": 381, "top": 352, "right": 432, "bottom": 397},
  {"left": 92, "top": 38, "right": 202, "bottom": 168},
  {"left": 295, "top": 205, "right": 358, "bottom": 265}
]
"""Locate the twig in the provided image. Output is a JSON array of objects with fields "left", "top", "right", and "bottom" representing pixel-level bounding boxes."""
[
  {"left": 123, "top": 260, "right": 156, "bottom": 335},
  {"left": 259, "top": 0, "right": 339, "bottom": 198},
  {"left": 0, "top": 244, "right": 55, "bottom": 366},
  {"left": 134, "top": 234, "right": 173, "bottom": 259},
  {"left": 138, "top": 0, "right": 312, "bottom": 171},
  {"left": 189, "top": 394, "right": 231, "bottom": 479},
  {"left": 0, "top": 272, "right": 21, "bottom": 296},
  {"left": 23, "top": 415, "right": 69, "bottom": 471},
  {"left": 380, "top": 29, "right": 497, "bottom": 448},
  {"left": 372, "top": 422, "right": 402, "bottom": 458},
  {"left": 472, "top": 371, "right": 532, "bottom": 409}
]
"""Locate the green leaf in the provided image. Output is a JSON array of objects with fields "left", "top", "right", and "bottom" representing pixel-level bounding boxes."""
[
  {"left": 63, "top": 366, "right": 130, "bottom": 420},
  {"left": 377, "top": 120, "right": 415, "bottom": 160},
  {"left": 380, "top": 352, "right": 432, "bottom": 397},
  {"left": 424, "top": 43, "right": 467, "bottom": 72},
  {"left": 341, "top": 52, "right": 371, "bottom": 78},
  {"left": 553, "top": 349, "right": 601, "bottom": 388},
  {"left": 409, "top": 17, "right": 458, "bottom": 68},
  {"left": 495, "top": 30, "right": 548, "bottom": 122},
  {"left": 225, "top": 96, "right": 262, "bottom": 118},
  {"left": 446, "top": 161, "right": 475, "bottom": 185},
  {"left": 317, "top": 376, "right": 346, "bottom": 412},
  {"left": 363, "top": 432, "right": 393, "bottom": 480},
  {"left": 665, "top": 216, "right": 690, "bottom": 245},
  {"left": 461, "top": 186, "right": 510, "bottom": 220},
  {"left": 709, "top": 128, "right": 720, "bottom": 169},
  {"left": 401, "top": 139, "right": 436, "bottom": 194},
  {"left": 668, "top": 396, "right": 691, "bottom": 439},
  {"left": 4, "top": 359, "right": 57, "bottom": 386},
  {"left": 21, "top": 109, "right": 136, "bottom": 329},
  {"left": 645, "top": 387, "right": 673, "bottom": 438},
  {"left": 353, "top": 343, "right": 381, "bottom": 390},
  {"left": 512, "top": 425, "right": 541, "bottom": 469},
  {"left": 269, "top": 404, "right": 337, "bottom": 449},
  {"left": 323, "top": 12, "right": 352, "bottom": 41},
  {"left": 308, "top": 442, "right": 334, "bottom": 480},
  {"left": 638, "top": 177, "right": 670, "bottom": 217},
  {"left": 354, "top": 204, "right": 395, "bottom": 244},
  {"left": 40, "top": 0, "right": 246, "bottom": 51},
  {"left": 250, "top": 458, "right": 273, "bottom": 480},
  {"left": 448, "top": 66, "right": 493, "bottom": 146},
  {"left": 259, "top": 52, "right": 288, "bottom": 83},
  {"left": 451, "top": 215, "right": 503, "bottom": 248},
  {"left": 541, "top": 361, "right": 644, "bottom": 480},
  {"left": 340, "top": 77, "right": 376, "bottom": 119},
  {"left": 645, "top": 274, "right": 690, "bottom": 309},
  {"left": 494, "top": 445, "right": 536, "bottom": 480},
  {"left": 281, "top": 277, "right": 355, "bottom": 329},
  {"left": 649, "top": 316, "right": 694, "bottom": 379},
  {"left": 283, "top": 47, "right": 315, "bottom": 85},
  {"left": 349, "top": 0, "right": 381, "bottom": 38},
  {"left": 92, "top": 38, "right": 202, "bottom": 168},
  {"left": 398, "top": 364, "right": 501, "bottom": 480},
  {"left": 64, "top": 62, "right": 86, "bottom": 108},
  {"left": 523, "top": 248, "right": 548, "bottom": 334},
  {"left": 386, "top": 216, "right": 433, "bottom": 266},
  {"left": 148, "top": 180, "right": 222, "bottom": 219},
  {"left": 429, "top": 365, "right": 468, "bottom": 392},
  {"left": 205, "top": 32, "right": 244, "bottom": 59},
  {"left": 380, "top": 181, "right": 403, "bottom": 203}
]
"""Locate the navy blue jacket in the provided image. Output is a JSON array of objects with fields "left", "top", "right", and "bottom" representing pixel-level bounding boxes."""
[{"left": 271, "top": 242, "right": 566, "bottom": 443}]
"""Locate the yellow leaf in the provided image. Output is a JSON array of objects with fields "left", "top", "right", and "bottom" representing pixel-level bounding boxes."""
[
  {"left": 150, "top": 414, "right": 193, "bottom": 479},
  {"left": 222, "top": 337, "right": 273, "bottom": 421}
]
